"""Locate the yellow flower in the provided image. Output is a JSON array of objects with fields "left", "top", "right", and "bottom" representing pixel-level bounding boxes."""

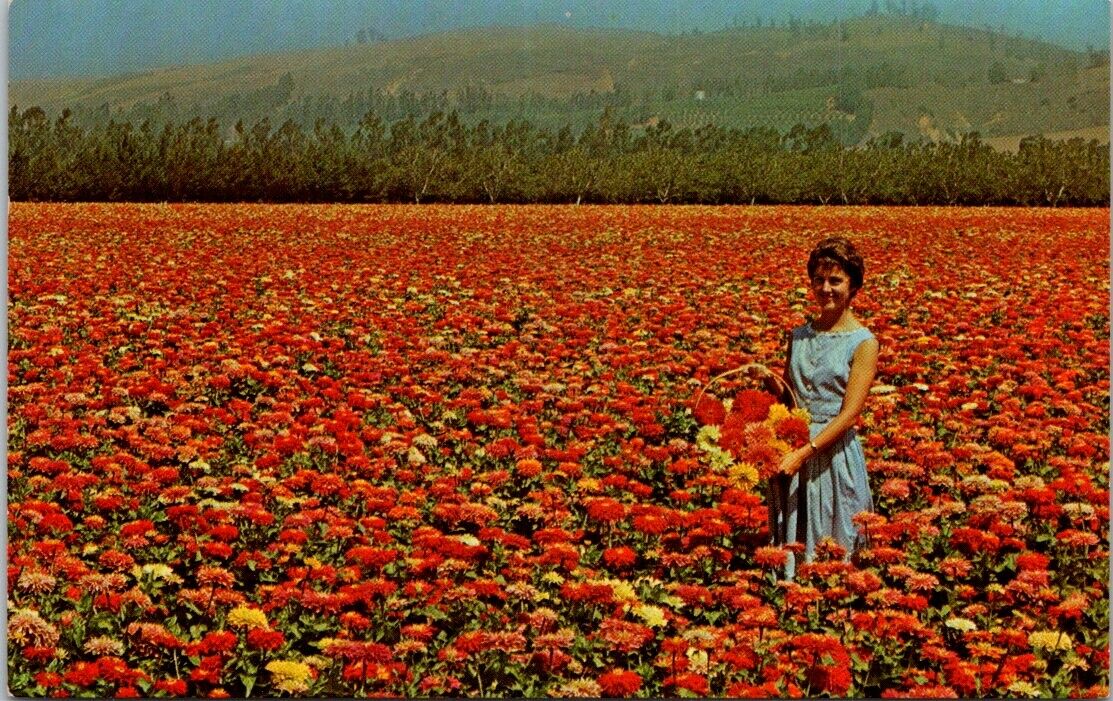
[
  {"left": 944, "top": 617, "right": 977, "bottom": 633},
  {"left": 265, "top": 660, "right": 313, "bottom": 694},
  {"left": 1006, "top": 681, "right": 1041, "bottom": 697},
  {"left": 687, "top": 648, "right": 709, "bottom": 669},
  {"left": 767, "top": 404, "right": 791, "bottom": 423},
  {"left": 84, "top": 635, "right": 125, "bottom": 656},
  {"left": 728, "top": 461, "right": 759, "bottom": 491},
  {"left": 133, "top": 563, "right": 178, "bottom": 581},
  {"left": 1062, "top": 502, "right": 1096, "bottom": 519},
  {"left": 17, "top": 569, "right": 57, "bottom": 594},
  {"left": 266, "top": 661, "right": 309, "bottom": 676},
  {"left": 575, "top": 477, "right": 601, "bottom": 493},
  {"left": 1028, "top": 630, "right": 1072, "bottom": 652},
  {"left": 550, "top": 678, "right": 602, "bottom": 697},
  {"left": 1014, "top": 475, "right": 1045, "bottom": 490},
  {"left": 633, "top": 604, "right": 668, "bottom": 628},
  {"left": 696, "top": 424, "right": 720, "bottom": 443},
  {"left": 769, "top": 438, "right": 790, "bottom": 455},
  {"left": 227, "top": 605, "right": 269, "bottom": 629},
  {"left": 791, "top": 407, "right": 811, "bottom": 423},
  {"left": 599, "top": 578, "right": 637, "bottom": 603}
]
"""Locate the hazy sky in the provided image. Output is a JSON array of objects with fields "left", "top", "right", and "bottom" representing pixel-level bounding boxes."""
[{"left": 9, "top": 0, "right": 1111, "bottom": 80}]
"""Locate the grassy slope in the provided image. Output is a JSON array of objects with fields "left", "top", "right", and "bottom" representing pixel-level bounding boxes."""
[{"left": 10, "top": 16, "right": 1109, "bottom": 144}]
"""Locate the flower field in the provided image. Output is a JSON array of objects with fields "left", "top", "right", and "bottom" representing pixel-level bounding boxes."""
[{"left": 8, "top": 203, "right": 1110, "bottom": 698}]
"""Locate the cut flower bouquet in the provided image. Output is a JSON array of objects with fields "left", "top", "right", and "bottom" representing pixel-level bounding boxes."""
[{"left": 692, "top": 364, "right": 812, "bottom": 492}]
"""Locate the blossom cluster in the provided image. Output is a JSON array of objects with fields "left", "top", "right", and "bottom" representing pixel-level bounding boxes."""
[
  {"left": 694, "top": 389, "right": 812, "bottom": 489},
  {"left": 7, "top": 203, "right": 1109, "bottom": 698}
]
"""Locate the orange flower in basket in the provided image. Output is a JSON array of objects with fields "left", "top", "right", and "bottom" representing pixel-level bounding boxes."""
[
  {"left": 732, "top": 390, "right": 777, "bottom": 424},
  {"left": 693, "top": 366, "right": 811, "bottom": 488},
  {"left": 775, "top": 416, "right": 810, "bottom": 447},
  {"left": 741, "top": 423, "right": 783, "bottom": 480},
  {"left": 693, "top": 394, "right": 726, "bottom": 427},
  {"left": 718, "top": 411, "right": 751, "bottom": 456}
]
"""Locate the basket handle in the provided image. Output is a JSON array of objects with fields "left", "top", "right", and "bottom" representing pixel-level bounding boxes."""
[{"left": 693, "top": 362, "right": 801, "bottom": 412}]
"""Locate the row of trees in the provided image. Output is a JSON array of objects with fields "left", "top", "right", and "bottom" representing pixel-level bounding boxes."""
[
  {"left": 59, "top": 80, "right": 655, "bottom": 143},
  {"left": 10, "top": 105, "right": 1108, "bottom": 205}
]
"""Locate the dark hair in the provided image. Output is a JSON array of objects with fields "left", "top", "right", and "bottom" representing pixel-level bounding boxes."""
[{"left": 807, "top": 237, "right": 864, "bottom": 293}]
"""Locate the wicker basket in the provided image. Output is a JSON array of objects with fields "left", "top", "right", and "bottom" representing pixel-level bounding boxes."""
[{"left": 693, "top": 362, "right": 801, "bottom": 412}]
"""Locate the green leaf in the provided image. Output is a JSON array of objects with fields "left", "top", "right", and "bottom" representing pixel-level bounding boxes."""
[
  {"left": 241, "top": 673, "right": 256, "bottom": 697},
  {"left": 418, "top": 605, "right": 449, "bottom": 622}
]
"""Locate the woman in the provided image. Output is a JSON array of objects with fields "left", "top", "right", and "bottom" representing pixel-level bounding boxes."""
[{"left": 762, "top": 237, "right": 879, "bottom": 579}]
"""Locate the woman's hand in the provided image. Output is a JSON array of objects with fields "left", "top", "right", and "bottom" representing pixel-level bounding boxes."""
[
  {"left": 743, "top": 364, "right": 771, "bottom": 381},
  {"left": 745, "top": 364, "right": 783, "bottom": 396},
  {"left": 778, "top": 446, "right": 812, "bottom": 476}
]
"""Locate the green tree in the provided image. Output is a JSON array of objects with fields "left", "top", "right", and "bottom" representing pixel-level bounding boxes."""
[
  {"left": 9, "top": 106, "right": 57, "bottom": 200},
  {"left": 541, "top": 111, "right": 626, "bottom": 204},
  {"left": 388, "top": 111, "right": 467, "bottom": 203},
  {"left": 158, "top": 117, "right": 224, "bottom": 200},
  {"left": 266, "top": 119, "right": 310, "bottom": 199},
  {"left": 306, "top": 119, "right": 355, "bottom": 201},
  {"left": 543, "top": 142, "right": 601, "bottom": 204},
  {"left": 351, "top": 111, "right": 390, "bottom": 201},
  {"left": 622, "top": 121, "right": 700, "bottom": 204},
  {"left": 96, "top": 119, "right": 159, "bottom": 200},
  {"left": 1013, "top": 135, "right": 1109, "bottom": 206},
  {"left": 467, "top": 119, "right": 538, "bottom": 203},
  {"left": 917, "top": 133, "right": 997, "bottom": 205},
  {"left": 51, "top": 109, "right": 89, "bottom": 200}
]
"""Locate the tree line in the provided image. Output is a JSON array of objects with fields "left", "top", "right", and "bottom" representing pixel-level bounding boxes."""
[{"left": 10, "top": 105, "right": 1108, "bottom": 205}]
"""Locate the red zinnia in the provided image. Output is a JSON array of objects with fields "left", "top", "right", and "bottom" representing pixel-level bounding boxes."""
[
  {"left": 597, "top": 669, "right": 642, "bottom": 697},
  {"left": 585, "top": 497, "right": 626, "bottom": 523},
  {"left": 198, "top": 630, "right": 238, "bottom": 655},
  {"left": 602, "top": 546, "right": 637, "bottom": 570},
  {"left": 515, "top": 458, "right": 542, "bottom": 477},
  {"left": 692, "top": 395, "right": 726, "bottom": 426},
  {"left": 665, "top": 672, "right": 709, "bottom": 696},
  {"left": 808, "top": 664, "right": 852, "bottom": 695},
  {"left": 33, "top": 672, "right": 63, "bottom": 689},
  {"left": 63, "top": 661, "right": 101, "bottom": 688},
  {"left": 753, "top": 546, "right": 788, "bottom": 568},
  {"left": 1015, "top": 551, "right": 1050, "bottom": 571},
  {"left": 245, "top": 627, "right": 284, "bottom": 651},
  {"left": 718, "top": 412, "right": 749, "bottom": 457},
  {"left": 774, "top": 416, "right": 810, "bottom": 446},
  {"left": 732, "top": 389, "right": 777, "bottom": 423}
]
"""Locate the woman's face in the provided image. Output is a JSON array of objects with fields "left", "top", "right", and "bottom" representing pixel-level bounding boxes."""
[{"left": 810, "top": 261, "right": 855, "bottom": 315}]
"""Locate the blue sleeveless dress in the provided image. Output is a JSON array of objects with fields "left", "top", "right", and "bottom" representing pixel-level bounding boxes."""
[{"left": 768, "top": 322, "right": 875, "bottom": 579}]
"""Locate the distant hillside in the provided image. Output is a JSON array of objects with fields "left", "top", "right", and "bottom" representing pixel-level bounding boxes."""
[{"left": 10, "top": 15, "right": 1109, "bottom": 146}]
